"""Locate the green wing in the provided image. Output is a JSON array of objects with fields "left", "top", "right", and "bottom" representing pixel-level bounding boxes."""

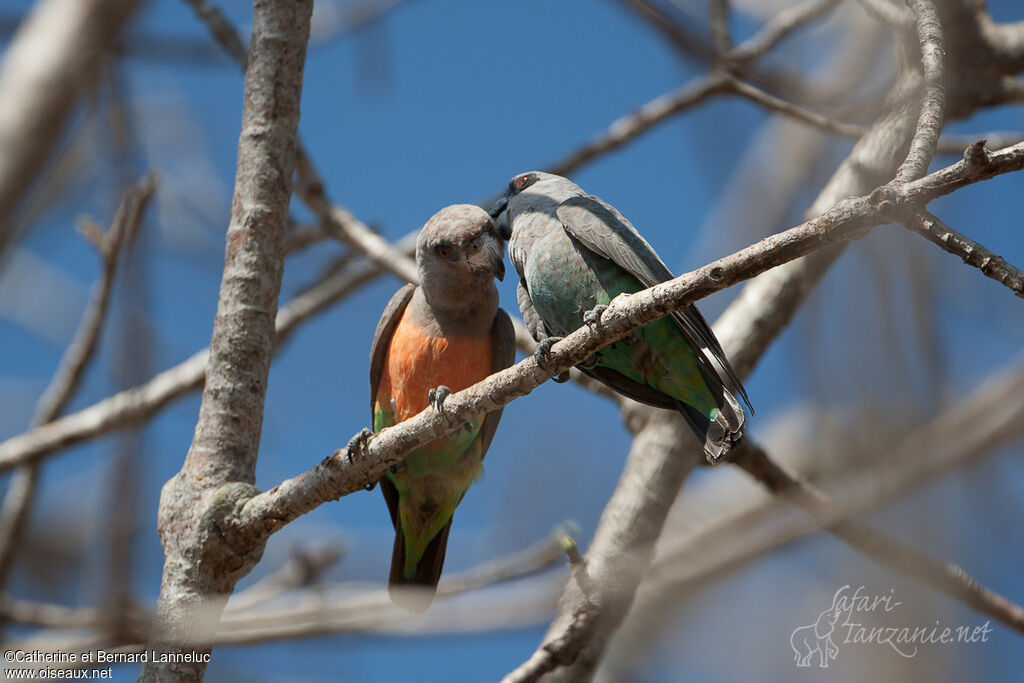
[{"left": 555, "top": 195, "right": 750, "bottom": 410}]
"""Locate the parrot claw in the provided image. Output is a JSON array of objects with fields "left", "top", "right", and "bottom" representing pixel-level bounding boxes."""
[
  {"left": 428, "top": 385, "right": 452, "bottom": 414},
  {"left": 583, "top": 304, "right": 607, "bottom": 329},
  {"left": 345, "top": 428, "right": 374, "bottom": 465},
  {"left": 552, "top": 371, "right": 570, "bottom": 383},
  {"left": 579, "top": 353, "right": 599, "bottom": 369},
  {"left": 534, "top": 336, "right": 564, "bottom": 371}
]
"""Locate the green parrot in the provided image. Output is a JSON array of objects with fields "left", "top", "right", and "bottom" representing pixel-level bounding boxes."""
[{"left": 492, "top": 171, "right": 750, "bottom": 461}]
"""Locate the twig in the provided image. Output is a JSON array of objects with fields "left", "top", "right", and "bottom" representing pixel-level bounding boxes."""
[
  {"left": 501, "top": 418, "right": 690, "bottom": 683},
  {"left": 0, "top": 175, "right": 155, "bottom": 587},
  {"left": 549, "top": 76, "right": 728, "bottom": 178},
  {"left": 894, "top": 0, "right": 946, "bottom": 183},
  {"left": 292, "top": 150, "right": 420, "bottom": 284},
  {"left": 225, "top": 542, "right": 345, "bottom": 613},
  {"left": 900, "top": 206, "right": 1024, "bottom": 298},
  {"left": 726, "top": 0, "right": 843, "bottom": 66},
  {"left": 141, "top": 2, "right": 312, "bottom": 679},
  {"left": 4, "top": 535, "right": 564, "bottom": 658},
  {"left": 733, "top": 441, "right": 1024, "bottom": 633},
  {"left": 182, "top": 0, "right": 421, "bottom": 287},
  {"left": 725, "top": 77, "right": 867, "bottom": 139},
  {"left": 936, "top": 131, "right": 1024, "bottom": 154},
  {"left": 550, "top": 0, "right": 844, "bottom": 178},
  {"left": 180, "top": 0, "right": 248, "bottom": 67},
  {"left": 0, "top": 229, "right": 417, "bottom": 473},
  {"left": 709, "top": 0, "right": 731, "bottom": 58},
  {"left": 614, "top": 361, "right": 1024, "bottom": 679}
]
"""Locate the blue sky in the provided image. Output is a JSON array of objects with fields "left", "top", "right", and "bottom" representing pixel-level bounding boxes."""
[{"left": 1, "top": 0, "right": 1022, "bottom": 680}]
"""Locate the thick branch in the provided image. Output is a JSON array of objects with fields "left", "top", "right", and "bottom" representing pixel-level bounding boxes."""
[{"left": 141, "top": 2, "right": 312, "bottom": 680}]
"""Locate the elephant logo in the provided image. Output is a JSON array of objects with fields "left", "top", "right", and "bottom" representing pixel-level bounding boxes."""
[{"left": 790, "top": 595, "right": 843, "bottom": 668}]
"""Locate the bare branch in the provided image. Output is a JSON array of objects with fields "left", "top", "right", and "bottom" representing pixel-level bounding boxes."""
[
  {"left": 292, "top": 150, "right": 420, "bottom": 284},
  {"left": 0, "top": 227, "right": 416, "bottom": 474},
  {"left": 725, "top": 77, "right": 867, "bottom": 139},
  {"left": 894, "top": 0, "right": 947, "bottom": 183},
  {"left": 549, "top": 76, "right": 727, "bottom": 178},
  {"left": 550, "top": 0, "right": 844, "bottom": 178},
  {"left": 709, "top": 0, "right": 731, "bottom": 58},
  {"left": 0, "top": 175, "right": 155, "bottom": 587},
  {"left": 0, "top": 0, "right": 140, "bottom": 257},
  {"left": 225, "top": 542, "right": 345, "bottom": 613},
  {"left": 727, "top": 0, "right": 844, "bottom": 65},
  {"left": 734, "top": 442, "right": 1024, "bottom": 633},
  {"left": 4, "top": 536, "right": 564, "bottom": 658},
  {"left": 141, "top": 1, "right": 312, "bottom": 679},
  {"left": 502, "top": 411, "right": 697, "bottom": 683},
  {"left": 900, "top": 207, "right": 1024, "bottom": 298}
]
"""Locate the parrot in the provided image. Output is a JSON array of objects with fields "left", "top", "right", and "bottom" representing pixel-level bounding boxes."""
[
  {"left": 358, "top": 204, "right": 515, "bottom": 612},
  {"left": 489, "top": 171, "right": 750, "bottom": 462}
]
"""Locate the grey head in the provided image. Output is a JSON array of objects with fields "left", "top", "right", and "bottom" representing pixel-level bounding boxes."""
[
  {"left": 415, "top": 204, "right": 506, "bottom": 322},
  {"left": 490, "top": 171, "right": 585, "bottom": 271}
]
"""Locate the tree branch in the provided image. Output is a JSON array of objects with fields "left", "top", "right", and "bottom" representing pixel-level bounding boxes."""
[
  {"left": 899, "top": 204, "right": 1024, "bottom": 298},
  {"left": 0, "top": 229, "right": 417, "bottom": 474},
  {"left": 0, "top": 0, "right": 140, "bottom": 258},
  {"left": 0, "top": 175, "right": 154, "bottom": 588},
  {"left": 733, "top": 441, "right": 1024, "bottom": 633},
  {"left": 894, "top": 0, "right": 946, "bottom": 183},
  {"left": 141, "top": 2, "right": 312, "bottom": 679}
]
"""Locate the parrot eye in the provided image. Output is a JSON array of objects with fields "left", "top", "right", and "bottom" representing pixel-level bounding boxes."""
[
  {"left": 435, "top": 245, "right": 454, "bottom": 260},
  {"left": 510, "top": 173, "right": 537, "bottom": 194}
]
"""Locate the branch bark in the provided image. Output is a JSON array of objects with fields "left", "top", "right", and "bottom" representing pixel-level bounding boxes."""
[
  {"left": 900, "top": 204, "right": 1024, "bottom": 297},
  {"left": 140, "top": 2, "right": 312, "bottom": 680}
]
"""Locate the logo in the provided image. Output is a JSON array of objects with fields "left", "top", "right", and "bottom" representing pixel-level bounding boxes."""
[{"left": 790, "top": 585, "right": 992, "bottom": 668}]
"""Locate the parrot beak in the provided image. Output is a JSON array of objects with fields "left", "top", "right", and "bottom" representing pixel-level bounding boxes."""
[
  {"left": 486, "top": 195, "right": 511, "bottom": 241},
  {"left": 469, "top": 232, "right": 506, "bottom": 281}
]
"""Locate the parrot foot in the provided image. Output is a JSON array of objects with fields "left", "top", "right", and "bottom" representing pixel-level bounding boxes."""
[
  {"left": 583, "top": 304, "right": 607, "bottom": 329},
  {"left": 429, "top": 385, "right": 471, "bottom": 440},
  {"left": 344, "top": 428, "right": 374, "bottom": 465},
  {"left": 428, "top": 385, "right": 452, "bottom": 413},
  {"left": 535, "top": 337, "right": 570, "bottom": 383}
]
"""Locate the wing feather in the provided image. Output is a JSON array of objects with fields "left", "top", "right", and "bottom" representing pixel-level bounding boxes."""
[{"left": 556, "top": 196, "right": 750, "bottom": 410}]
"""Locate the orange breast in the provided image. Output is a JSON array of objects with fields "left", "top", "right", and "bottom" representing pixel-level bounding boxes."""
[{"left": 377, "top": 307, "right": 493, "bottom": 423}]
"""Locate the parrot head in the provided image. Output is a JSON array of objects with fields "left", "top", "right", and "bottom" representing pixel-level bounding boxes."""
[
  {"left": 492, "top": 172, "right": 587, "bottom": 270},
  {"left": 416, "top": 204, "right": 506, "bottom": 287},
  {"left": 490, "top": 171, "right": 586, "bottom": 238}
]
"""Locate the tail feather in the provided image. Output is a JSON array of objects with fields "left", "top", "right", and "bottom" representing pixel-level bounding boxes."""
[
  {"left": 387, "top": 518, "right": 453, "bottom": 613},
  {"left": 674, "top": 388, "right": 745, "bottom": 463}
]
